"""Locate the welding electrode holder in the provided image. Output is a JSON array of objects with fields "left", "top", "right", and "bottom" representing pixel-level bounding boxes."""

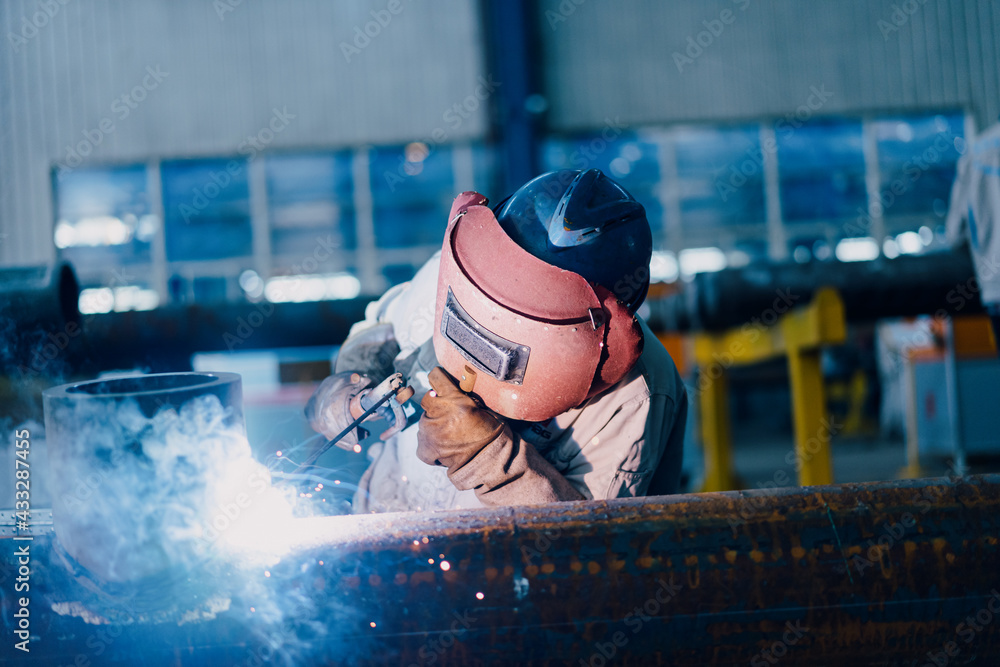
[
  {"left": 348, "top": 372, "right": 414, "bottom": 441},
  {"left": 290, "top": 373, "right": 414, "bottom": 478}
]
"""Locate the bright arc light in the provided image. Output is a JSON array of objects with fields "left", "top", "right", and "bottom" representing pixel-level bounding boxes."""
[
  {"left": 678, "top": 247, "right": 728, "bottom": 276},
  {"left": 835, "top": 237, "right": 880, "bottom": 262}
]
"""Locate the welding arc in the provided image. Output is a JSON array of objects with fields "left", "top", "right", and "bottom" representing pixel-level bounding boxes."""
[{"left": 287, "top": 390, "right": 398, "bottom": 477}]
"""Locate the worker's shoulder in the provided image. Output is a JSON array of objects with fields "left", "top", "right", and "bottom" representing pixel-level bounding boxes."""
[{"left": 597, "top": 317, "right": 684, "bottom": 411}]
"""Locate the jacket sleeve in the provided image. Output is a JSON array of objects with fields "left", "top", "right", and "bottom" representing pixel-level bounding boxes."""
[{"left": 446, "top": 426, "right": 585, "bottom": 505}]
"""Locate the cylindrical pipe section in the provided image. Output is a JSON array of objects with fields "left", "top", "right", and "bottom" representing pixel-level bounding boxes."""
[{"left": 42, "top": 372, "right": 243, "bottom": 584}]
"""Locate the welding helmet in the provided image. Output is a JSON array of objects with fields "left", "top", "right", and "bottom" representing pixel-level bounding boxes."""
[{"left": 433, "top": 169, "right": 651, "bottom": 422}]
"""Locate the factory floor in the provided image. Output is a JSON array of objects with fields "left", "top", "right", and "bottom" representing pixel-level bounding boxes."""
[{"left": 730, "top": 432, "right": 1000, "bottom": 491}]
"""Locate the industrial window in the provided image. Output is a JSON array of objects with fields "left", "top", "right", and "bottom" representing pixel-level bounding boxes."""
[
  {"left": 540, "top": 110, "right": 967, "bottom": 271},
  {"left": 266, "top": 153, "right": 356, "bottom": 269},
  {"left": 53, "top": 164, "right": 161, "bottom": 313},
  {"left": 161, "top": 158, "right": 253, "bottom": 262},
  {"left": 873, "top": 114, "right": 965, "bottom": 230},
  {"left": 674, "top": 124, "right": 766, "bottom": 231},
  {"left": 776, "top": 118, "right": 867, "bottom": 224},
  {"left": 369, "top": 143, "right": 455, "bottom": 249},
  {"left": 52, "top": 143, "right": 495, "bottom": 308}
]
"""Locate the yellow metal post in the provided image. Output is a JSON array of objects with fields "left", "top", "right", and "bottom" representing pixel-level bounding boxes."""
[
  {"left": 692, "top": 287, "right": 846, "bottom": 490},
  {"left": 698, "top": 362, "right": 735, "bottom": 491},
  {"left": 781, "top": 288, "right": 846, "bottom": 486},
  {"left": 785, "top": 348, "right": 833, "bottom": 485}
]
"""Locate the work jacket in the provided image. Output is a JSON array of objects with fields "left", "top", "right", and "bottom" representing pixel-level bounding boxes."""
[{"left": 342, "top": 252, "right": 688, "bottom": 513}]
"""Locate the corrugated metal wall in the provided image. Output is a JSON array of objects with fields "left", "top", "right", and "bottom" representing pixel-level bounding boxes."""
[
  {"left": 0, "top": 0, "right": 486, "bottom": 267},
  {"left": 539, "top": 0, "right": 999, "bottom": 132},
  {"left": 3, "top": 0, "right": 999, "bottom": 268}
]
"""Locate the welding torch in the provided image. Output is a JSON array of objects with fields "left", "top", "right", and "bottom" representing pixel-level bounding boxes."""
[{"left": 289, "top": 372, "right": 415, "bottom": 477}]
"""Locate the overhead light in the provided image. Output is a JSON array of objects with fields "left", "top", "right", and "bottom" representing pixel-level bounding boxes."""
[
  {"left": 835, "top": 237, "right": 879, "bottom": 262},
  {"left": 649, "top": 250, "right": 679, "bottom": 283},
  {"left": 679, "top": 247, "right": 727, "bottom": 276},
  {"left": 264, "top": 272, "right": 361, "bottom": 303},
  {"left": 896, "top": 231, "right": 923, "bottom": 255}
]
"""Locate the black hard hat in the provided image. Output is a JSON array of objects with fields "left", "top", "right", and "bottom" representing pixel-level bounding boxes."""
[{"left": 493, "top": 169, "right": 652, "bottom": 312}]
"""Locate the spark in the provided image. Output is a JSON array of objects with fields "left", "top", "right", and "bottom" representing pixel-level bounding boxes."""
[
  {"left": 428, "top": 558, "right": 435, "bottom": 564},
  {"left": 353, "top": 444, "right": 362, "bottom": 453},
  {"left": 370, "top": 621, "right": 377, "bottom": 628},
  {"left": 476, "top": 592, "right": 484, "bottom": 600},
  {"left": 440, "top": 561, "right": 451, "bottom": 571},
  {"left": 264, "top": 571, "right": 271, "bottom": 577}
]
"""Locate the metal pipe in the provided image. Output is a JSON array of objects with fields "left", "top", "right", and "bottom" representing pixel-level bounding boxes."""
[
  {"left": 649, "top": 249, "right": 981, "bottom": 332},
  {"left": 6, "top": 475, "right": 999, "bottom": 664}
]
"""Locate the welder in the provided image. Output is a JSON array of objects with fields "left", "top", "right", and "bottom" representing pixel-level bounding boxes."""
[{"left": 306, "top": 169, "right": 688, "bottom": 512}]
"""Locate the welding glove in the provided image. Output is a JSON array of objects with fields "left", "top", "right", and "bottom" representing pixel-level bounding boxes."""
[
  {"left": 417, "top": 367, "right": 585, "bottom": 505},
  {"left": 305, "top": 371, "right": 378, "bottom": 448},
  {"left": 333, "top": 322, "right": 400, "bottom": 381}
]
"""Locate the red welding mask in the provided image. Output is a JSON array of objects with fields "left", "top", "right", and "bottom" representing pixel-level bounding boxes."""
[{"left": 433, "top": 189, "right": 645, "bottom": 422}]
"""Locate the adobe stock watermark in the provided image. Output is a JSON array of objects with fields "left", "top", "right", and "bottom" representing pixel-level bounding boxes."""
[
  {"left": 55, "top": 66, "right": 169, "bottom": 181},
  {"left": 7, "top": 0, "right": 73, "bottom": 54},
  {"left": 715, "top": 85, "right": 834, "bottom": 202},
  {"left": 544, "top": 0, "right": 587, "bottom": 30},
  {"left": 844, "top": 130, "right": 965, "bottom": 238},
  {"left": 726, "top": 415, "right": 843, "bottom": 531},
  {"left": 888, "top": 252, "right": 1000, "bottom": 366},
  {"left": 405, "top": 609, "right": 477, "bottom": 666},
  {"left": 688, "top": 288, "right": 801, "bottom": 401},
  {"left": 877, "top": 0, "right": 930, "bottom": 40},
  {"left": 579, "top": 578, "right": 684, "bottom": 667},
  {"left": 213, "top": 0, "right": 244, "bottom": 21},
  {"left": 833, "top": 486, "right": 941, "bottom": 578},
  {"left": 750, "top": 620, "right": 809, "bottom": 666},
  {"left": 16, "top": 268, "right": 135, "bottom": 380},
  {"left": 340, "top": 0, "right": 413, "bottom": 63},
  {"left": 383, "top": 74, "right": 502, "bottom": 192},
  {"left": 222, "top": 232, "right": 336, "bottom": 351},
  {"left": 178, "top": 107, "right": 295, "bottom": 223},
  {"left": 672, "top": 0, "right": 753, "bottom": 73},
  {"left": 921, "top": 590, "right": 1000, "bottom": 667}
]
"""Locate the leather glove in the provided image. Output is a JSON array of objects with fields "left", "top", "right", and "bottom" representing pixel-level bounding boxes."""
[
  {"left": 416, "top": 367, "right": 506, "bottom": 474},
  {"left": 417, "top": 367, "right": 585, "bottom": 505},
  {"left": 304, "top": 371, "right": 375, "bottom": 449},
  {"left": 334, "top": 323, "right": 400, "bottom": 380}
]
